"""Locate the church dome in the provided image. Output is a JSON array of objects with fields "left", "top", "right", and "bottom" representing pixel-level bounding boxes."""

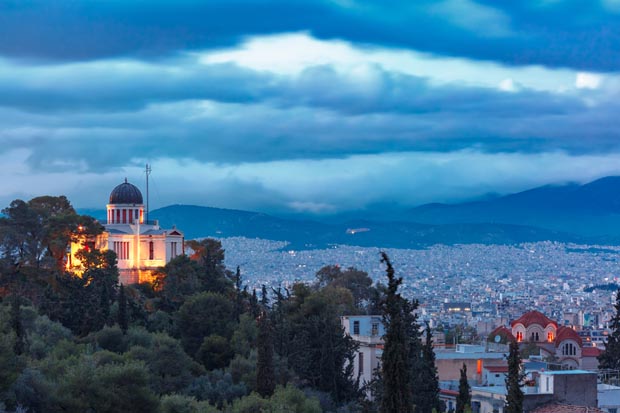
[
  {"left": 510, "top": 310, "right": 557, "bottom": 329},
  {"left": 555, "top": 326, "right": 583, "bottom": 347},
  {"left": 109, "top": 179, "right": 143, "bottom": 204}
]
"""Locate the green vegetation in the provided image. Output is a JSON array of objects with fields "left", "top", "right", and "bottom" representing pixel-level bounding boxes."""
[
  {"left": 456, "top": 364, "right": 471, "bottom": 413},
  {"left": 598, "top": 288, "right": 620, "bottom": 371},
  {"left": 4, "top": 195, "right": 439, "bottom": 412},
  {"left": 504, "top": 341, "right": 524, "bottom": 413},
  {"left": 376, "top": 253, "right": 441, "bottom": 413}
]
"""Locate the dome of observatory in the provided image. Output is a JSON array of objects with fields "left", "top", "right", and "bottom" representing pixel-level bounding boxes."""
[{"left": 109, "top": 179, "right": 143, "bottom": 205}]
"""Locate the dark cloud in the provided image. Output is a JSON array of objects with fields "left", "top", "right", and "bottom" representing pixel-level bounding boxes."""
[{"left": 1, "top": 0, "right": 620, "bottom": 71}]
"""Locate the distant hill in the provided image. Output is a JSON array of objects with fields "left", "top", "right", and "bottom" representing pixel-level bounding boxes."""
[
  {"left": 78, "top": 176, "right": 620, "bottom": 248},
  {"left": 148, "top": 205, "right": 583, "bottom": 249},
  {"left": 403, "top": 176, "right": 620, "bottom": 240}
]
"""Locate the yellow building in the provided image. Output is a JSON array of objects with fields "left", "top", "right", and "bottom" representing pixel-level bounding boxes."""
[{"left": 68, "top": 179, "right": 184, "bottom": 284}]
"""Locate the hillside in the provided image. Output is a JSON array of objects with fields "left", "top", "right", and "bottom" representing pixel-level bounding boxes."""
[
  {"left": 404, "top": 176, "right": 620, "bottom": 239},
  {"left": 149, "top": 205, "right": 583, "bottom": 249}
]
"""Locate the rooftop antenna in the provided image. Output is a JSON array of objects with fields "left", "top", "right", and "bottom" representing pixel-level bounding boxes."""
[{"left": 145, "top": 164, "right": 152, "bottom": 222}]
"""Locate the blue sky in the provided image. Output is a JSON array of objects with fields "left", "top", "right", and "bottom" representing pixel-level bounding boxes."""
[{"left": 2, "top": 0, "right": 620, "bottom": 214}]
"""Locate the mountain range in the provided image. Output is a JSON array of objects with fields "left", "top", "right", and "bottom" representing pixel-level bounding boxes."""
[{"left": 79, "top": 176, "right": 620, "bottom": 249}]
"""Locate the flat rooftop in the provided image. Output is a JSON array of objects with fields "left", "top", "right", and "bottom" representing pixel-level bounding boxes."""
[{"left": 435, "top": 351, "right": 507, "bottom": 360}]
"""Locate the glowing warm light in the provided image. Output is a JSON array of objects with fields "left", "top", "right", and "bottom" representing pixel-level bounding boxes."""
[
  {"left": 547, "top": 332, "right": 554, "bottom": 342},
  {"left": 476, "top": 359, "right": 482, "bottom": 375}
]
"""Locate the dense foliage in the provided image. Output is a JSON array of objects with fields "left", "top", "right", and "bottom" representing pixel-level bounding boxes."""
[{"left": 1, "top": 195, "right": 408, "bottom": 412}]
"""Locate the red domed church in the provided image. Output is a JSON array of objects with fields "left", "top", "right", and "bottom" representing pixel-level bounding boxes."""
[
  {"left": 67, "top": 179, "right": 184, "bottom": 284},
  {"left": 490, "top": 310, "right": 593, "bottom": 369}
]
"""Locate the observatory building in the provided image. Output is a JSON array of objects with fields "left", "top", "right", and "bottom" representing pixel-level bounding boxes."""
[{"left": 67, "top": 179, "right": 184, "bottom": 284}]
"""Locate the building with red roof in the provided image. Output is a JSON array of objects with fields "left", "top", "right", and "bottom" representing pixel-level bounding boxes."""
[{"left": 491, "top": 310, "right": 593, "bottom": 369}]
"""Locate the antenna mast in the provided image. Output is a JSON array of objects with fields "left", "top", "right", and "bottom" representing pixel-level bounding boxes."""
[{"left": 145, "top": 164, "right": 152, "bottom": 222}]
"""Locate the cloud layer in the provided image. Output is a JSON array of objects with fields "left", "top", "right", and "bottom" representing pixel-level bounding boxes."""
[
  {"left": 1, "top": 3, "right": 619, "bottom": 213},
  {"left": 2, "top": 1, "right": 620, "bottom": 71}
]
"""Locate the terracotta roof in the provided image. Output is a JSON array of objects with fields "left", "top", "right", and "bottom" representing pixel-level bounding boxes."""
[
  {"left": 581, "top": 347, "right": 602, "bottom": 357},
  {"left": 488, "top": 326, "right": 516, "bottom": 342},
  {"left": 531, "top": 403, "right": 605, "bottom": 413},
  {"left": 511, "top": 310, "right": 558, "bottom": 329},
  {"left": 555, "top": 326, "right": 583, "bottom": 347},
  {"left": 440, "top": 389, "right": 458, "bottom": 396}
]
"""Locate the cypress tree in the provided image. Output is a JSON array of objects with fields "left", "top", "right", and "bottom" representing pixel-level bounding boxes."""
[
  {"left": 10, "top": 295, "right": 25, "bottom": 355},
  {"left": 233, "top": 266, "right": 243, "bottom": 321},
  {"left": 406, "top": 299, "right": 423, "bottom": 412},
  {"left": 256, "top": 310, "right": 276, "bottom": 397},
  {"left": 414, "top": 323, "right": 441, "bottom": 413},
  {"left": 456, "top": 363, "right": 471, "bottom": 413},
  {"left": 250, "top": 288, "right": 260, "bottom": 318},
  {"left": 599, "top": 288, "right": 620, "bottom": 371},
  {"left": 380, "top": 252, "right": 412, "bottom": 413},
  {"left": 261, "top": 284, "right": 269, "bottom": 308},
  {"left": 118, "top": 284, "right": 128, "bottom": 334},
  {"left": 505, "top": 340, "right": 524, "bottom": 413}
]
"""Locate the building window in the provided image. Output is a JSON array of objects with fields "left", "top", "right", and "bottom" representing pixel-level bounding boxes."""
[
  {"left": 371, "top": 322, "right": 379, "bottom": 336},
  {"left": 562, "top": 343, "right": 576, "bottom": 356},
  {"left": 170, "top": 242, "right": 177, "bottom": 259},
  {"left": 516, "top": 331, "right": 523, "bottom": 342},
  {"left": 113, "top": 241, "right": 130, "bottom": 260},
  {"left": 353, "top": 320, "right": 360, "bottom": 335},
  {"left": 548, "top": 332, "right": 554, "bottom": 342},
  {"left": 140, "top": 209, "right": 143, "bottom": 223},
  {"left": 358, "top": 352, "right": 364, "bottom": 374},
  {"left": 122, "top": 209, "right": 127, "bottom": 223},
  {"left": 116, "top": 209, "right": 120, "bottom": 223},
  {"left": 149, "top": 241, "right": 154, "bottom": 260}
]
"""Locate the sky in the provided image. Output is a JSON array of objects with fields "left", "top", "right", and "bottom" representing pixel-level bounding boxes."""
[{"left": 2, "top": 0, "right": 620, "bottom": 215}]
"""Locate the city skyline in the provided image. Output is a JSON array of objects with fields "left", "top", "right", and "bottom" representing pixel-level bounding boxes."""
[{"left": 2, "top": 2, "right": 620, "bottom": 214}]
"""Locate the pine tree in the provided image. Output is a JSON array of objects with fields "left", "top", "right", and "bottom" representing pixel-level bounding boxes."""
[
  {"left": 10, "top": 295, "right": 25, "bottom": 355},
  {"left": 456, "top": 363, "right": 471, "bottom": 413},
  {"left": 118, "top": 284, "right": 128, "bottom": 334},
  {"left": 599, "top": 288, "right": 620, "bottom": 371},
  {"left": 505, "top": 340, "right": 524, "bottom": 413},
  {"left": 380, "top": 252, "right": 412, "bottom": 413},
  {"left": 256, "top": 310, "right": 276, "bottom": 397}
]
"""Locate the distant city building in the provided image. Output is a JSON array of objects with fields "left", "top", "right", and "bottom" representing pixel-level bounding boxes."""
[
  {"left": 67, "top": 179, "right": 184, "bottom": 284},
  {"left": 444, "top": 302, "right": 472, "bottom": 313}
]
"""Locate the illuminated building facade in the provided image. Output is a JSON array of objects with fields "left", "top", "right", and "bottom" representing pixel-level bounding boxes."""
[
  {"left": 489, "top": 310, "right": 590, "bottom": 369},
  {"left": 67, "top": 179, "right": 184, "bottom": 284}
]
